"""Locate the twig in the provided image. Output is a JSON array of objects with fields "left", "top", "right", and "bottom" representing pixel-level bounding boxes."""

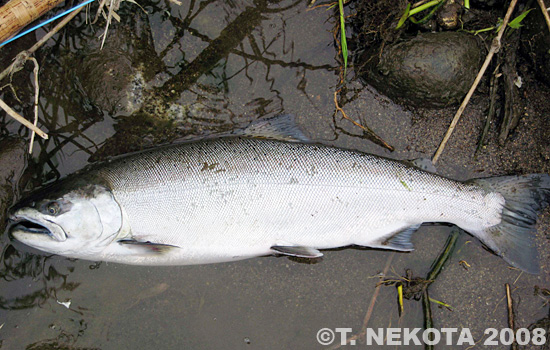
[
  {"left": 333, "top": 91, "right": 395, "bottom": 151},
  {"left": 92, "top": 0, "right": 108, "bottom": 23},
  {"left": 536, "top": 0, "right": 550, "bottom": 33},
  {"left": 0, "top": 5, "right": 86, "bottom": 82},
  {"left": 307, "top": 2, "right": 335, "bottom": 9},
  {"left": 476, "top": 63, "right": 500, "bottom": 155},
  {"left": 330, "top": 253, "right": 395, "bottom": 349},
  {"left": 100, "top": 0, "right": 116, "bottom": 49},
  {"left": 422, "top": 289, "right": 433, "bottom": 350},
  {"left": 505, "top": 283, "right": 518, "bottom": 350},
  {"left": 498, "top": 29, "right": 521, "bottom": 144},
  {"left": 512, "top": 271, "right": 523, "bottom": 285},
  {"left": 307, "top": 0, "right": 351, "bottom": 10},
  {"left": 29, "top": 57, "right": 40, "bottom": 154},
  {"left": 332, "top": 18, "right": 345, "bottom": 85},
  {"left": 360, "top": 254, "right": 395, "bottom": 331},
  {"left": 0, "top": 98, "right": 48, "bottom": 139},
  {"left": 0, "top": 51, "right": 29, "bottom": 83},
  {"left": 432, "top": 0, "right": 519, "bottom": 164},
  {"left": 0, "top": 2, "right": 84, "bottom": 144}
]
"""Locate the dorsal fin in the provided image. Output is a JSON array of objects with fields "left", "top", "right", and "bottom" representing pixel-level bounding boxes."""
[{"left": 238, "top": 114, "right": 310, "bottom": 142}]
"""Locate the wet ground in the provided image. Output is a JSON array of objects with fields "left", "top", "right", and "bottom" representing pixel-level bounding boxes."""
[{"left": 0, "top": 0, "right": 549, "bottom": 348}]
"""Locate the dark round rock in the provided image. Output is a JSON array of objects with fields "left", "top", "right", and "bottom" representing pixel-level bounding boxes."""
[{"left": 361, "top": 32, "right": 484, "bottom": 108}]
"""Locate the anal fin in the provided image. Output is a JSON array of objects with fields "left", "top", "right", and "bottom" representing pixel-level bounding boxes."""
[
  {"left": 271, "top": 245, "right": 323, "bottom": 258},
  {"left": 381, "top": 224, "right": 421, "bottom": 251}
]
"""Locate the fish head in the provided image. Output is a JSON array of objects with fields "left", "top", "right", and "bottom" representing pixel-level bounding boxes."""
[{"left": 9, "top": 179, "right": 122, "bottom": 258}]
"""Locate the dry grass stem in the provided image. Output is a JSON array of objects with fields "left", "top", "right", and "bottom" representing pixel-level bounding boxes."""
[
  {"left": 512, "top": 270, "right": 523, "bottom": 285},
  {"left": 333, "top": 91, "right": 394, "bottom": 151},
  {"left": 29, "top": 57, "right": 40, "bottom": 154},
  {"left": 330, "top": 253, "right": 395, "bottom": 349},
  {"left": 102, "top": 8, "right": 121, "bottom": 22},
  {"left": 92, "top": 0, "right": 108, "bottom": 23},
  {"left": 99, "top": 0, "right": 118, "bottom": 49},
  {"left": 505, "top": 283, "right": 518, "bottom": 350},
  {"left": 0, "top": 6, "right": 86, "bottom": 82},
  {"left": 537, "top": 0, "right": 550, "bottom": 33},
  {"left": 97, "top": 0, "right": 146, "bottom": 49},
  {"left": 432, "top": 0, "right": 519, "bottom": 164},
  {"left": 0, "top": 98, "right": 48, "bottom": 139}
]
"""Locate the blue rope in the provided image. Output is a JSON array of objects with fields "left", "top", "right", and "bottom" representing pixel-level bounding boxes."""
[{"left": 0, "top": 0, "right": 95, "bottom": 48}]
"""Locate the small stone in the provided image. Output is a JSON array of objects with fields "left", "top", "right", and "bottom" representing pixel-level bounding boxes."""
[{"left": 436, "top": 0, "right": 463, "bottom": 29}]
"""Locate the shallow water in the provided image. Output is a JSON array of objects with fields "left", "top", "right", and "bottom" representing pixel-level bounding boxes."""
[{"left": 1, "top": 0, "right": 549, "bottom": 348}]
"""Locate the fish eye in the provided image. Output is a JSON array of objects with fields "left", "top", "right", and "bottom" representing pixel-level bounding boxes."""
[{"left": 46, "top": 201, "right": 61, "bottom": 216}]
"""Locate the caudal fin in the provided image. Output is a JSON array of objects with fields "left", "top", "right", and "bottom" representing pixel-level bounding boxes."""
[{"left": 470, "top": 174, "right": 550, "bottom": 274}]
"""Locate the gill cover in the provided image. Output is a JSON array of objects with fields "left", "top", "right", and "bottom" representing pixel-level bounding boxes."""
[{"left": 11, "top": 184, "right": 123, "bottom": 257}]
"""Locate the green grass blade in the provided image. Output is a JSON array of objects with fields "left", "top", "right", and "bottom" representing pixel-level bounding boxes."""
[
  {"left": 409, "top": 0, "right": 440, "bottom": 16},
  {"left": 410, "top": 0, "right": 447, "bottom": 24},
  {"left": 508, "top": 8, "right": 533, "bottom": 29},
  {"left": 396, "top": 3, "right": 411, "bottom": 29},
  {"left": 338, "top": 0, "right": 348, "bottom": 78}
]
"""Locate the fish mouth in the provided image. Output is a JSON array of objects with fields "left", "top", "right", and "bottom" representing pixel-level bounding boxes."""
[
  {"left": 9, "top": 215, "right": 67, "bottom": 242},
  {"left": 11, "top": 219, "right": 52, "bottom": 235}
]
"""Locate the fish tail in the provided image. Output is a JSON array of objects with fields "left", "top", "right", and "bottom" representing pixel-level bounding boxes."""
[{"left": 469, "top": 174, "right": 550, "bottom": 274}]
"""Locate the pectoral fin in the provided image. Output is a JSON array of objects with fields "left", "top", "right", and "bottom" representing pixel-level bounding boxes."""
[
  {"left": 117, "top": 239, "right": 179, "bottom": 254},
  {"left": 381, "top": 224, "right": 421, "bottom": 251},
  {"left": 271, "top": 245, "right": 323, "bottom": 258}
]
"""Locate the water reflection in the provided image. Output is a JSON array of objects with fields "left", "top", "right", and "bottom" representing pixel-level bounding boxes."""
[
  {"left": 3, "top": 0, "right": 338, "bottom": 182},
  {"left": 0, "top": 243, "right": 79, "bottom": 310},
  {"left": 25, "top": 317, "right": 97, "bottom": 350}
]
